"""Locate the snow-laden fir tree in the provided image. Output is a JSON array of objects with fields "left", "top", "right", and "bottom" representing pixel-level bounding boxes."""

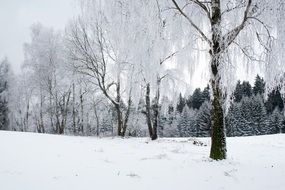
[
  {"left": 265, "top": 89, "right": 284, "bottom": 114},
  {"left": 196, "top": 101, "right": 211, "bottom": 137},
  {"left": 238, "top": 95, "right": 267, "bottom": 136},
  {"left": 226, "top": 103, "right": 244, "bottom": 137},
  {"left": 253, "top": 75, "right": 265, "bottom": 96},
  {"left": 268, "top": 109, "right": 284, "bottom": 134},
  {"left": 177, "top": 106, "right": 196, "bottom": 137},
  {"left": 234, "top": 81, "right": 253, "bottom": 102},
  {"left": 176, "top": 93, "right": 186, "bottom": 113}
]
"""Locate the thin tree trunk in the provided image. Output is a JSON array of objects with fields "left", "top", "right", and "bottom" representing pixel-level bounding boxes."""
[
  {"left": 116, "top": 104, "right": 123, "bottom": 136},
  {"left": 145, "top": 79, "right": 161, "bottom": 140},
  {"left": 64, "top": 91, "right": 71, "bottom": 134},
  {"left": 93, "top": 102, "right": 100, "bottom": 137},
  {"left": 152, "top": 77, "right": 161, "bottom": 140},
  {"left": 145, "top": 83, "right": 153, "bottom": 138},
  {"left": 72, "top": 83, "right": 76, "bottom": 134},
  {"left": 80, "top": 88, "right": 84, "bottom": 134},
  {"left": 121, "top": 96, "right": 132, "bottom": 137},
  {"left": 116, "top": 79, "right": 123, "bottom": 136},
  {"left": 39, "top": 89, "right": 45, "bottom": 133},
  {"left": 55, "top": 92, "right": 60, "bottom": 134},
  {"left": 49, "top": 82, "right": 54, "bottom": 131},
  {"left": 24, "top": 100, "right": 29, "bottom": 132}
]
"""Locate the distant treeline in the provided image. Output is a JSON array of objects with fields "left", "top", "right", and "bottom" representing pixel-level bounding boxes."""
[
  {"left": 164, "top": 75, "right": 285, "bottom": 137},
  {"left": 0, "top": 55, "right": 284, "bottom": 138}
]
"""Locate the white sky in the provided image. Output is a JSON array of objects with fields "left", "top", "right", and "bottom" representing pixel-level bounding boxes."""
[{"left": 0, "top": 0, "right": 78, "bottom": 73}]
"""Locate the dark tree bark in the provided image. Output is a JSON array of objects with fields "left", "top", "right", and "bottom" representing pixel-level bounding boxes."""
[
  {"left": 93, "top": 102, "right": 100, "bottom": 137},
  {"left": 145, "top": 83, "right": 154, "bottom": 138},
  {"left": 115, "top": 79, "right": 123, "bottom": 136},
  {"left": 80, "top": 88, "right": 84, "bottom": 134},
  {"left": 145, "top": 82, "right": 159, "bottom": 140},
  {"left": 24, "top": 100, "right": 29, "bottom": 132},
  {"left": 121, "top": 96, "right": 132, "bottom": 137},
  {"left": 55, "top": 90, "right": 71, "bottom": 135},
  {"left": 72, "top": 82, "right": 76, "bottom": 134},
  {"left": 38, "top": 89, "right": 45, "bottom": 133},
  {"left": 208, "top": 0, "right": 227, "bottom": 160}
]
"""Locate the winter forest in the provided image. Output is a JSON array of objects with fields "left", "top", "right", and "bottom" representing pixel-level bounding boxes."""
[
  {"left": 1, "top": 0, "right": 285, "bottom": 188},
  {"left": 1, "top": 0, "right": 285, "bottom": 156}
]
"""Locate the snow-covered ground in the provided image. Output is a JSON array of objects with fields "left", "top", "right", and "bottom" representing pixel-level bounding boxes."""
[{"left": 0, "top": 131, "right": 284, "bottom": 190}]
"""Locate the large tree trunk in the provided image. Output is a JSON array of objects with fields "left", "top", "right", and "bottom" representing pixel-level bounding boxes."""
[
  {"left": 210, "top": 71, "right": 226, "bottom": 159},
  {"left": 209, "top": 0, "right": 227, "bottom": 160}
]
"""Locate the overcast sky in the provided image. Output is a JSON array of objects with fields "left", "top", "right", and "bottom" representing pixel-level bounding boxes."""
[{"left": 0, "top": 0, "right": 78, "bottom": 73}]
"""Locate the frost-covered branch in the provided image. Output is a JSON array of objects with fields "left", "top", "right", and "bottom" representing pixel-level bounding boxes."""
[
  {"left": 221, "top": 0, "right": 253, "bottom": 52},
  {"left": 171, "top": 0, "right": 211, "bottom": 45}
]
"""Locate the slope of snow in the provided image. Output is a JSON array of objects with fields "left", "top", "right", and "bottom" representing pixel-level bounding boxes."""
[{"left": 0, "top": 131, "right": 284, "bottom": 190}]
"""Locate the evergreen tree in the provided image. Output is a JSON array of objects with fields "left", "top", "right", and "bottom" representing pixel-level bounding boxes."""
[
  {"left": 226, "top": 102, "right": 245, "bottom": 137},
  {"left": 253, "top": 75, "right": 265, "bottom": 95},
  {"left": 167, "top": 103, "right": 175, "bottom": 125},
  {"left": 238, "top": 95, "right": 268, "bottom": 136},
  {"left": 176, "top": 93, "right": 186, "bottom": 113},
  {"left": 241, "top": 81, "right": 253, "bottom": 98},
  {"left": 188, "top": 88, "right": 203, "bottom": 110},
  {"left": 163, "top": 102, "right": 179, "bottom": 137},
  {"left": 187, "top": 108, "right": 197, "bottom": 137},
  {"left": 233, "top": 80, "right": 243, "bottom": 102},
  {"left": 168, "top": 104, "right": 174, "bottom": 115},
  {"left": 265, "top": 89, "right": 284, "bottom": 114},
  {"left": 250, "top": 95, "right": 268, "bottom": 135},
  {"left": 158, "top": 115, "right": 166, "bottom": 137},
  {"left": 267, "top": 109, "right": 283, "bottom": 134},
  {"left": 282, "top": 119, "right": 285, "bottom": 134},
  {"left": 196, "top": 101, "right": 211, "bottom": 137},
  {"left": 239, "top": 97, "right": 253, "bottom": 136},
  {"left": 177, "top": 106, "right": 189, "bottom": 137},
  {"left": 202, "top": 85, "right": 210, "bottom": 102},
  {"left": 177, "top": 106, "right": 196, "bottom": 137},
  {"left": 233, "top": 81, "right": 252, "bottom": 102},
  {"left": 0, "top": 58, "right": 10, "bottom": 130}
]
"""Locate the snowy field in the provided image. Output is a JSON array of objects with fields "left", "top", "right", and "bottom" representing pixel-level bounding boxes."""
[{"left": 0, "top": 131, "right": 285, "bottom": 190}]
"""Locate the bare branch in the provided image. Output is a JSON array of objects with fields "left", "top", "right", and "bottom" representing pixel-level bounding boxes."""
[
  {"left": 221, "top": 1, "right": 247, "bottom": 16},
  {"left": 191, "top": 0, "right": 211, "bottom": 20},
  {"left": 171, "top": 0, "right": 211, "bottom": 45},
  {"left": 222, "top": 0, "right": 253, "bottom": 51},
  {"left": 160, "top": 51, "right": 178, "bottom": 65}
]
